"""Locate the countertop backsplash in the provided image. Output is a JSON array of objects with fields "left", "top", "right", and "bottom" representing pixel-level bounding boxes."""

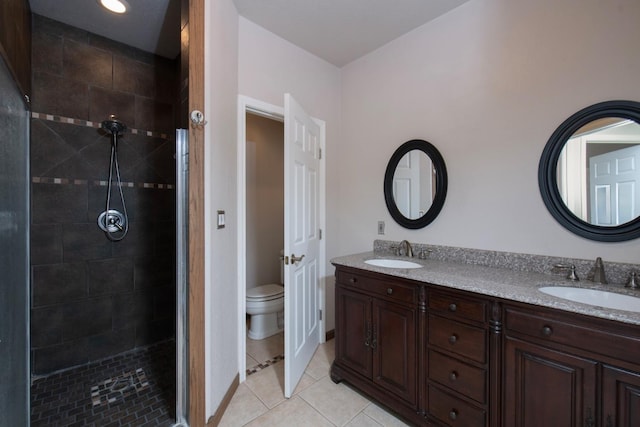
[{"left": 373, "top": 239, "right": 639, "bottom": 287}]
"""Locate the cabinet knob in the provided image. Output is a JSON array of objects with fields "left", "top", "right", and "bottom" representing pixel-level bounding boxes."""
[
  {"left": 449, "top": 371, "right": 458, "bottom": 381},
  {"left": 449, "top": 409, "right": 458, "bottom": 420},
  {"left": 542, "top": 325, "right": 553, "bottom": 336},
  {"left": 449, "top": 303, "right": 457, "bottom": 312},
  {"left": 349, "top": 277, "right": 357, "bottom": 283},
  {"left": 449, "top": 334, "right": 458, "bottom": 344},
  {"left": 386, "top": 288, "right": 393, "bottom": 295}
]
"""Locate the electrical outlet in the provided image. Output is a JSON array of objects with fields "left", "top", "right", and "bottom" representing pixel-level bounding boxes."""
[{"left": 377, "top": 221, "right": 385, "bottom": 235}]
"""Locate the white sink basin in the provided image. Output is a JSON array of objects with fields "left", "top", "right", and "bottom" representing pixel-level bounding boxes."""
[
  {"left": 364, "top": 259, "right": 422, "bottom": 269},
  {"left": 539, "top": 286, "right": 640, "bottom": 312}
]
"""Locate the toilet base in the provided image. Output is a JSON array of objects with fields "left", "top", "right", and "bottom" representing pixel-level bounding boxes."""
[{"left": 248, "top": 311, "right": 284, "bottom": 340}]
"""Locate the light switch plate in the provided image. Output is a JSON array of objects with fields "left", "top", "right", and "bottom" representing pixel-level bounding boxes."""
[
  {"left": 378, "top": 221, "right": 385, "bottom": 235},
  {"left": 217, "top": 210, "right": 225, "bottom": 229}
]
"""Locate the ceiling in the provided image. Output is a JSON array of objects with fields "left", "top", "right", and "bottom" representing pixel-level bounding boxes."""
[{"left": 29, "top": 0, "right": 469, "bottom": 66}]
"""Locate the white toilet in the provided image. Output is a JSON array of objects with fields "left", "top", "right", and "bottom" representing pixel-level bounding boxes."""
[{"left": 246, "top": 253, "right": 285, "bottom": 340}]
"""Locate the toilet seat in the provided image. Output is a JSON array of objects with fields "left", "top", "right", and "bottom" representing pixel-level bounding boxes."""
[{"left": 247, "top": 284, "right": 284, "bottom": 302}]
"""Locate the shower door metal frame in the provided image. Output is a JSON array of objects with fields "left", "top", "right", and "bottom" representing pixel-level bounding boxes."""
[{"left": 175, "top": 129, "right": 189, "bottom": 426}]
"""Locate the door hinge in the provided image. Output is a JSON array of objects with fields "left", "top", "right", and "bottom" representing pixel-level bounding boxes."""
[
  {"left": 319, "top": 229, "right": 322, "bottom": 240},
  {"left": 319, "top": 148, "right": 322, "bottom": 159},
  {"left": 319, "top": 309, "right": 322, "bottom": 321}
]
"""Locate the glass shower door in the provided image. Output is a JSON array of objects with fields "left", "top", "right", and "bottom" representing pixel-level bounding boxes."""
[{"left": 0, "top": 56, "right": 30, "bottom": 425}]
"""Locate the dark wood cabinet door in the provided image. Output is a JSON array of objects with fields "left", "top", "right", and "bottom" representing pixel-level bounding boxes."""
[
  {"left": 335, "top": 287, "right": 371, "bottom": 378},
  {"left": 503, "top": 337, "right": 597, "bottom": 427},
  {"left": 372, "top": 299, "right": 417, "bottom": 406},
  {"left": 602, "top": 365, "right": 640, "bottom": 427}
]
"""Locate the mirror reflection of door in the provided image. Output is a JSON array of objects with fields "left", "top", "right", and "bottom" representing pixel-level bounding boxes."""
[
  {"left": 392, "top": 150, "right": 434, "bottom": 219},
  {"left": 590, "top": 144, "right": 640, "bottom": 225},
  {"left": 556, "top": 118, "right": 640, "bottom": 226}
]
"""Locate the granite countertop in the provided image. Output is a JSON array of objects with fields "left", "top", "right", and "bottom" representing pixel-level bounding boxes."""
[{"left": 331, "top": 252, "right": 640, "bottom": 326}]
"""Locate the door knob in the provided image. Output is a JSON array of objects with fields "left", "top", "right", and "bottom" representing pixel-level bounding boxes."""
[{"left": 290, "top": 253, "right": 305, "bottom": 264}]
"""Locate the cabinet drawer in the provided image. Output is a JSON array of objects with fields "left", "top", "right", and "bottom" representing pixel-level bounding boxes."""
[
  {"left": 429, "top": 315, "right": 486, "bottom": 363},
  {"left": 429, "top": 350, "right": 486, "bottom": 404},
  {"left": 504, "top": 307, "right": 640, "bottom": 364},
  {"left": 428, "top": 385, "right": 486, "bottom": 427},
  {"left": 429, "top": 289, "right": 487, "bottom": 323},
  {"left": 336, "top": 271, "right": 415, "bottom": 303}
]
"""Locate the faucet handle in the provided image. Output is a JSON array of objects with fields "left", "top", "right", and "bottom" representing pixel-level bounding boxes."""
[
  {"left": 555, "top": 264, "right": 580, "bottom": 281},
  {"left": 626, "top": 272, "right": 638, "bottom": 289}
]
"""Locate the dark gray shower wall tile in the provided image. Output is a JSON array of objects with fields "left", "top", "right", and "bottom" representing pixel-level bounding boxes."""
[
  {"left": 156, "top": 220, "right": 176, "bottom": 254},
  {"left": 120, "top": 132, "right": 167, "bottom": 160},
  {"left": 155, "top": 57, "right": 179, "bottom": 104},
  {"left": 63, "top": 39, "right": 113, "bottom": 89},
  {"left": 62, "top": 222, "right": 112, "bottom": 262},
  {"left": 32, "top": 71, "right": 89, "bottom": 119},
  {"left": 32, "top": 29, "right": 63, "bottom": 75},
  {"left": 119, "top": 187, "right": 165, "bottom": 222},
  {"left": 87, "top": 327, "right": 135, "bottom": 362},
  {"left": 113, "top": 55, "right": 156, "bottom": 98},
  {"left": 153, "top": 287, "right": 176, "bottom": 320},
  {"left": 112, "top": 291, "right": 154, "bottom": 330},
  {"left": 62, "top": 297, "right": 112, "bottom": 340},
  {"left": 30, "top": 223, "right": 63, "bottom": 265},
  {"left": 33, "top": 14, "right": 90, "bottom": 45},
  {"left": 87, "top": 258, "right": 134, "bottom": 296},
  {"left": 147, "top": 140, "right": 177, "bottom": 184},
  {"left": 32, "top": 262, "right": 86, "bottom": 307},
  {"left": 114, "top": 221, "right": 156, "bottom": 258},
  {"left": 29, "top": 119, "right": 78, "bottom": 177},
  {"left": 89, "top": 86, "right": 136, "bottom": 128},
  {"left": 134, "top": 255, "right": 174, "bottom": 290},
  {"left": 31, "top": 182, "right": 88, "bottom": 224},
  {"left": 32, "top": 338, "right": 88, "bottom": 375},
  {"left": 89, "top": 33, "right": 157, "bottom": 65},
  {"left": 135, "top": 317, "right": 174, "bottom": 347},
  {"left": 87, "top": 185, "right": 129, "bottom": 223},
  {"left": 135, "top": 97, "right": 174, "bottom": 132},
  {"left": 44, "top": 119, "right": 105, "bottom": 151},
  {"left": 31, "top": 306, "right": 64, "bottom": 348}
]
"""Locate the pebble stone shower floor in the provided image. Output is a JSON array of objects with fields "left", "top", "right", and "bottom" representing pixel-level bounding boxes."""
[{"left": 30, "top": 340, "right": 176, "bottom": 426}]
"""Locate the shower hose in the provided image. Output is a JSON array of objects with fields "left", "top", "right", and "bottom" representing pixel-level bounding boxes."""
[{"left": 103, "top": 131, "right": 129, "bottom": 241}]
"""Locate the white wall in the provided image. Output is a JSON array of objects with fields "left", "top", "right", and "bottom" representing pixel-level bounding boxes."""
[
  {"left": 204, "top": 0, "right": 239, "bottom": 419},
  {"left": 238, "top": 17, "right": 342, "bottom": 330},
  {"left": 339, "top": 0, "right": 640, "bottom": 263}
]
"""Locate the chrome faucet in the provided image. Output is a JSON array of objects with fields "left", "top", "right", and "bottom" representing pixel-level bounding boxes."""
[
  {"left": 588, "top": 257, "right": 608, "bottom": 284},
  {"left": 398, "top": 240, "right": 414, "bottom": 258}
]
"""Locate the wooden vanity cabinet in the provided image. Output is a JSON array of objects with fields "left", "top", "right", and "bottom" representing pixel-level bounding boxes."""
[
  {"left": 503, "top": 303, "right": 640, "bottom": 427},
  {"left": 331, "top": 266, "right": 498, "bottom": 426},
  {"left": 332, "top": 266, "right": 422, "bottom": 424},
  {"left": 332, "top": 263, "right": 640, "bottom": 427},
  {"left": 426, "top": 289, "right": 494, "bottom": 427}
]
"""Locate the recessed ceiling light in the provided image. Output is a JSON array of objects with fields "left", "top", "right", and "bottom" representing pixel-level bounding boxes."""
[{"left": 99, "top": 0, "right": 129, "bottom": 14}]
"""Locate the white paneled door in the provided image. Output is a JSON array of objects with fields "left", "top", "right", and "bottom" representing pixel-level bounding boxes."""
[{"left": 283, "top": 94, "right": 322, "bottom": 398}]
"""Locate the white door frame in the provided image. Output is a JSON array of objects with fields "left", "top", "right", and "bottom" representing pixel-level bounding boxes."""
[{"left": 236, "top": 95, "right": 326, "bottom": 383}]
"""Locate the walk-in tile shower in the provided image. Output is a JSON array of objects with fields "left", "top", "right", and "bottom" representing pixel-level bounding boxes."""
[{"left": 29, "top": 14, "right": 181, "bottom": 425}]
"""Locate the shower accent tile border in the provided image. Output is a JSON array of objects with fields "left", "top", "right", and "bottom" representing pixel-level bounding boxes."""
[
  {"left": 31, "top": 176, "right": 175, "bottom": 190},
  {"left": 31, "top": 111, "right": 171, "bottom": 140}
]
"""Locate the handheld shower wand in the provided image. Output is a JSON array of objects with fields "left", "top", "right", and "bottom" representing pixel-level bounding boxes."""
[{"left": 97, "top": 115, "right": 129, "bottom": 241}]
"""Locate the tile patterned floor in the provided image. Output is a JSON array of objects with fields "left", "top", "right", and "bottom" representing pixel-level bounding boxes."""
[
  {"left": 31, "top": 340, "right": 176, "bottom": 427},
  {"left": 222, "top": 334, "right": 410, "bottom": 426}
]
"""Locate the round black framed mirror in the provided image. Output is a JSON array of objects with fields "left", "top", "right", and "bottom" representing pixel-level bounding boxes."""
[
  {"left": 538, "top": 100, "right": 640, "bottom": 241},
  {"left": 384, "top": 139, "right": 448, "bottom": 229}
]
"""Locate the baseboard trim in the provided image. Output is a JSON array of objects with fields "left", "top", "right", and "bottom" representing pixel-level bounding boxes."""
[
  {"left": 207, "top": 374, "right": 239, "bottom": 426},
  {"left": 325, "top": 329, "right": 335, "bottom": 341}
]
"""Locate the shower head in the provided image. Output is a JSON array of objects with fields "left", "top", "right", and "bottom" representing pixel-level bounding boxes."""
[{"left": 101, "top": 115, "right": 127, "bottom": 135}]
